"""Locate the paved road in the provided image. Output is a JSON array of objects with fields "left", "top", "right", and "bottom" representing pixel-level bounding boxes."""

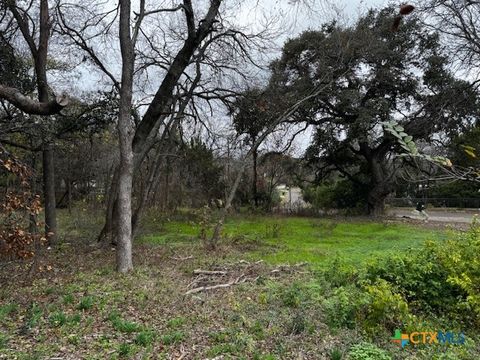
[{"left": 390, "top": 208, "right": 478, "bottom": 224}]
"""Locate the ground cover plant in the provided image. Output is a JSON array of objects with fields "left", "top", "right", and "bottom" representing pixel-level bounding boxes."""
[{"left": 1, "top": 209, "right": 478, "bottom": 359}]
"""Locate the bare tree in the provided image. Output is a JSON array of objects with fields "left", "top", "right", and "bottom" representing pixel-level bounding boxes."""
[
  {"left": 421, "top": 0, "right": 480, "bottom": 81},
  {"left": 53, "top": 0, "right": 325, "bottom": 270},
  {"left": 0, "top": 0, "right": 72, "bottom": 244}
]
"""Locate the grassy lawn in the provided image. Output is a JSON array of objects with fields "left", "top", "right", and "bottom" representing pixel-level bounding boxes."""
[
  {"left": 2, "top": 211, "right": 474, "bottom": 360},
  {"left": 140, "top": 215, "right": 443, "bottom": 268}
]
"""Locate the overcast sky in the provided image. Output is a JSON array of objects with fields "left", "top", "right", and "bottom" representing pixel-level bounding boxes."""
[{"left": 247, "top": 0, "right": 390, "bottom": 33}]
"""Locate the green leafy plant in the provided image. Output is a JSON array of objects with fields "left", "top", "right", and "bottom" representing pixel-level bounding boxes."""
[
  {"left": 360, "top": 279, "right": 410, "bottom": 333},
  {"left": 382, "top": 120, "right": 452, "bottom": 166},
  {"left": 108, "top": 311, "right": 142, "bottom": 333},
  {"left": 0, "top": 333, "right": 8, "bottom": 350},
  {"left": 160, "top": 331, "right": 185, "bottom": 345},
  {"left": 49, "top": 311, "right": 67, "bottom": 327},
  {"left": 117, "top": 342, "right": 133, "bottom": 357},
  {"left": 135, "top": 330, "right": 155, "bottom": 346},
  {"left": 347, "top": 342, "right": 391, "bottom": 360},
  {"left": 62, "top": 294, "right": 74, "bottom": 305},
  {"left": 77, "top": 296, "right": 95, "bottom": 311},
  {"left": 0, "top": 303, "right": 17, "bottom": 321},
  {"left": 26, "top": 302, "right": 43, "bottom": 329},
  {"left": 330, "top": 347, "right": 343, "bottom": 360},
  {"left": 323, "top": 285, "right": 364, "bottom": 329}
]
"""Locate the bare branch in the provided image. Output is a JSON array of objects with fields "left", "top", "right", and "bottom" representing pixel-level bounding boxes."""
[{"left": 0, "top": 84, "right": 68, "bottom": 115}]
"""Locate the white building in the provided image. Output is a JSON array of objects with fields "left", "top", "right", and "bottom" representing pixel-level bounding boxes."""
[{"left": 276, "top": 184, "right": 307, "bottom": 210}]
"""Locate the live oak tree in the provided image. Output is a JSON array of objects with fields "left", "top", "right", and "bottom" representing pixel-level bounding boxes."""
[{"left": 269, "top": 8, "right": 480, "bottom": 215}]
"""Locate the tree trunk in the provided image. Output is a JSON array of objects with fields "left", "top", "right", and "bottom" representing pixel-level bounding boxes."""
[
  {"left": 42, "top": 143, "right": 57, "bottom": 244},
  {"left": 210, "top": 156, "right": 250, "bottom": 246},
  {"left": 67, "top": 179, "right": 72, "bottom": 214},
  {"left": 29, "top": 153, "right": 38, "bottom": 234},
  {"left": 367, "top": 186, "right": 388, "bottom": 216},
  {"left": 116, "top": 141, "right": 133, "bottom": 272},
  {"left": 116, "top": 0, "right": 134, "bottom": 273},
  {"left": 97, "top": 167, "right": 119, "bottom": 244},
  {"left": 252, "top": 147, "right": 258, "bottom": 207},
  {"left": 132, "top": 145, "right": 165, "bottom": 236},
  {"left": 209, "top": 88, "right": 326, "bottom": 247},
  {"left": 366, "top": 154, "right": 391, "bottom": 217}
]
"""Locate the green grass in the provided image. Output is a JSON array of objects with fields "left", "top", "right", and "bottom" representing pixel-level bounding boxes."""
[
  {"left": 2, "top": 211, "right": 461, "bottom": 359},
  {"left": 108, "top": 311, "right": 142, "bottom": 333},
  {"left": 0, "top": 303, "right": 17, "bottom": 321},
  {"left": 140, "top": 216, "right": 443, "bottom": 268},
  {"left": 134, "top": 330, "right": 155, "bottom": 346},
  {"left": 160, "top": 331, "right": 185, "bottom": 345},
  {"left": 77, "top": 296, "right": 95, "bottom": 311}
]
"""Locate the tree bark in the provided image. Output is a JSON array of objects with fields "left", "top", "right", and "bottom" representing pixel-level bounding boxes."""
[
  {"left": 116, "top": 0, "right": 135, "bottom": 273},
  {"left": 367, "top": 185, "right": 389, "bottom": 216},
  {"left": 29, "top": 153, "right": 38, "bottom": 234},
  {"left": 252, "top": 147, "right": 258, "bottom": 207},
  {"left": 131, "top": 0, "right": 222, "bottom": 152},
  {"left": 42, "top": 143, "right": 57, "bottom": 244},
  {"left": 67, "top": 179, "right": 72, "bottom": 214},
  {"left": 1, "top": 1, "right": 68, "bottom": 115},
  {"left": 0, "top": 85, "right": 68, "bottom": 115},
  {"left": 365, "top": 151, "right": 392, "bottom": 217}
]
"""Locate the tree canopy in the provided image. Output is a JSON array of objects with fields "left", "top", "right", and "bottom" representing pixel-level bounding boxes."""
[{"left": 269, "top": 8, "right": 480, "bottom": 214}]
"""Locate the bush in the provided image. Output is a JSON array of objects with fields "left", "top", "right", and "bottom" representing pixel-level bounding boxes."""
[
  {"left": 0, "top": 151, "right": 44, "bottom": 259},
  {"left": 360, "top": 279, "right": 410, "bottom": 333},
  {"left": 347, "top": 342, "right": 391, "bottom": 360},
  {"left": 323, "top": 285, "right": 365, "bottom": 329},
  {"left": 364, "top": 223, "right": 480, "bottom": 326},
  {"left": 318, "top": 222, "right": 480, "bottom": 337},
  {"left": 303, "top": 180, "right": 367, "bottom": 212}
]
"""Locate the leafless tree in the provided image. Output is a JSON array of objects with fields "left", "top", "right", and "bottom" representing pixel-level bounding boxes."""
[
  {"left": 0, "top": 0, "right": 72, "bottom": 244},
  {"left": 421, "top": 0, "right": 480, "bottom": 82}
]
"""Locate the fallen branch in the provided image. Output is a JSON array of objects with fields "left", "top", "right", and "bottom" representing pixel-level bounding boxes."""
[
  {"left": 193, "top": 269, "right": 227, "bottom": 276},
  {"left": 185, "top": 274, "right": 246, "bottom": 295},
  {"left": 171, "top": 255, "right": 194, "bottom": 261},
  {"left": 271, "top": 262, "right": 308, "bottom": 274}
]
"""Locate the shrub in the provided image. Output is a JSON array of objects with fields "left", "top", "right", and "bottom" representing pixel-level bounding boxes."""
[
  {"left": 347, "top": 342, "right": 391, "bottom": 360},
  {"left": 303, "top": 180, "right": 367, "bottom": 212},
  {"left": 319, "top": 222, "right": 480, "bottom": 335},
  {"left": 285, "top": 312, "right": 308, "bottom": 335},
  {"left": 0, "top": 151, "right": 44, "bottom": 259},
  {"left": 280, "top": 282, "right": 305, "bottom": 308},
  {"left": 360, "top": 279, "right": 410, "bottom": 333},
  {"left": 323, "top": 285, "right": 365, "bottom": 329},
  {"left": 364, "top": 223, "right": 480, "bottom": 326}
]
